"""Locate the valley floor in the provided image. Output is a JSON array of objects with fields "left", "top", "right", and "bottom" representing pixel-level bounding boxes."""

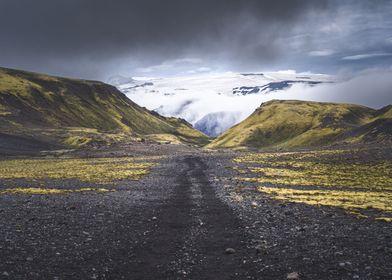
[{"left": 0, "top": 144, "right": 391, "bottom": 279}]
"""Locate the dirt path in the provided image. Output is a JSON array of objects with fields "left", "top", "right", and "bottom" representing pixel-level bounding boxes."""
[
  {"left": 110, "top": 155, "right": 258, "bottom": 279},
  {"left": 0, "top": 154, "right": 258, "bottom": 279},
  {"left": 1, "top": 150, "right": 391, "bottom": 279}
]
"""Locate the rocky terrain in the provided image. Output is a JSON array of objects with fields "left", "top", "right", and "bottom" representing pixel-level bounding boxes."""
[{"left": 0, "top": 143, "right": 391, "bottom": 280}]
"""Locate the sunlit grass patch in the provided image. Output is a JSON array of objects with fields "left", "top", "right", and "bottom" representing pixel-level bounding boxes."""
[
  {"left": 235, "top": 150, "right": 392, "bottom": 190},
  {"left": 257, "top": 186, "right": 392, "bottom": 214},
  {"left": 239, "top": 161, "right": 392, "bottom": 190},
  {"left": 234, "top": 149, "right": 347, "bottom": 163},
  {"left": 0, "top": 157, "right": 156, "bottom": 184},
  {"left": 0, "top": 187, "right": 111, "bottom": 195},
  {"left": 234, "top": 149, "right": 392, "bottom": 220},
  {"left": 375, "top": 217, "right": 392, "bottom": 222}
]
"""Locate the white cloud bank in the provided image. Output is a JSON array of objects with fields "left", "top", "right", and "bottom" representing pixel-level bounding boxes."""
[
  {"left": 120, "top": 70, "right": 392, "bottom": 135},
  {"left": 273, "top": 70, "right": 392, "bottom": 109}
]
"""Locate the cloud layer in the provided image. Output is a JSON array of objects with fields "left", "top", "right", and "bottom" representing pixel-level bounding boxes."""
[
  {"left": 122, "top": 69, "right": 392, "bottom": 135},
  {"left": 267, "top": 71, "right": 392, "bottom": 109},
  {"left": 1, "top": 1, "right": 392, "bottom": 79}
]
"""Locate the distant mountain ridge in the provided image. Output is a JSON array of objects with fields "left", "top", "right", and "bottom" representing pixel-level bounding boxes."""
[
  {"left": 207, "top": 100, "right": 392, "bottom": 149},
  {"left": 232, "top": 80, "right": 323, "bottom": 95},
  {"left": 2, "top": 67, "right": 389, "bottom": 153}
]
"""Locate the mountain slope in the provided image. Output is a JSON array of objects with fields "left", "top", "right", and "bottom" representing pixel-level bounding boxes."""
[
  {"left": 337, "top": 106, "right": 392, "bottom": 143},
  {"left": 0, "top": 67, "right": 208, "bottom": 154},
  {"left": 207, "top": 100, "right": 391, "bottom": 149}
]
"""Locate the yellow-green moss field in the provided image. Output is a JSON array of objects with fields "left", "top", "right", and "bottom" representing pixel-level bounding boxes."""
[
  {"left": 234, "top": 149, "right": 392, "bottom": 221},
  {"left": 0, "top": 156, "right": 160, "bottom": 194},
  {"left": 0, "top": 187, "right": 112, "bottom": 195}
]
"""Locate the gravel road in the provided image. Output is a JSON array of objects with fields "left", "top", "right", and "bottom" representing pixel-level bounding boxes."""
[{"left": 0, "top": 146, "right": 391, "bottom": 279}]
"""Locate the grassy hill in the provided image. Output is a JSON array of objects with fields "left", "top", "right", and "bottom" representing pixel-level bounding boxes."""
[
  {"left": 207, "top": 100, "right": 391, "bottom": 149},
  {"left": 0, "top": 67, "right": 209, "bottom": 154}
]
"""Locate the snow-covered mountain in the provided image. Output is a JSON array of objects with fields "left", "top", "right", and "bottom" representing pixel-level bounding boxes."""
[
  {"left": 113, "top": 71, "right": 333, "bottom": 136},
  {"left": 194, "top": 112, "right": 242, "bottom": 137}
]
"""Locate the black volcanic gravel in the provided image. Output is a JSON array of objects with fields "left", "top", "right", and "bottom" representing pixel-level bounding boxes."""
[{"left": 0, "top": 144, "right": 391, "bottom": 279}]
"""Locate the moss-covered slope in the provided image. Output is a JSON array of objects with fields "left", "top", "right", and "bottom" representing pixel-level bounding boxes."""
[
  {"left": 0, "top": 67, "right": 209, "bottom": 152},
  {"left": 207, "top": 100, "right": 391, "bottom": 149}
]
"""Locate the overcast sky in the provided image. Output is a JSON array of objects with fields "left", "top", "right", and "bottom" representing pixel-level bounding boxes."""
[{"left": 1, "top": 0, "right": 392, "bottom": 80}]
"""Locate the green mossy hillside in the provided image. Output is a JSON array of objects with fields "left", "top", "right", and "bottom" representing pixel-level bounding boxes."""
[
  {"left": 207, "top": 100, "right": 391, "bottom": 149},
  {"left": 0, "top": 67, "right": 209, "bottom": 152}
]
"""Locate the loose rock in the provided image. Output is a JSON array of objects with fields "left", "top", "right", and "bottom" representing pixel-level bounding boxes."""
[
  {"left": 287, "top": 272, "right": 300, "bottom": 280},
  {"left": 225, "top": 248, "right": 236, "bottom": 254}
]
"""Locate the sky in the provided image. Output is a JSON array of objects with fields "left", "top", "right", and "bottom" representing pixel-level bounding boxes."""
[{"left": 1, "top": 0, "right": 392, "bottom": 80}]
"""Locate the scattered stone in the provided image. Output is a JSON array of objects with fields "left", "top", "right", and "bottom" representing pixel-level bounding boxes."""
[
  {"left": 376, "top": 245, "right": 383, "bottom": 252},
  {"left": 26, "top": 257, "right": 33, "bottom": 261},
  {"left": 287, "top": 272, "right": 300, "bottom": 280},
  {"left": 2, "top": 272, "right": 9, "bottom": 277},
  {"left": 151, "top": 216, "right": 157, "bottom": 221},
  {"left": 255, "top": 245, "right": 264, "bottom": 254},
  {"left": 225, "top": 248, "right": 236, "bottom": 254}
]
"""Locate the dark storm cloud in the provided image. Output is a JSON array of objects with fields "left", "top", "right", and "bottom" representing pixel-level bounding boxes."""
[
  {"left": 0, "top": 0, "right": 331, "bottom": 78},
  {"left": 0, "top": 0, "right": 328, "bottom": 53},
  {"left": 0, "top": 0, "right": 391, "bottom": 79}
]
